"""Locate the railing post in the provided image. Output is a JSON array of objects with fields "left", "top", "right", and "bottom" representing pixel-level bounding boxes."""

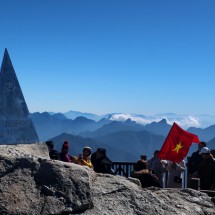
[{"left": 125, "top": 164, "right": 129, "bottom": 177}]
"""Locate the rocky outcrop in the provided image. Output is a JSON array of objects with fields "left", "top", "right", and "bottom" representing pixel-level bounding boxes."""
[
  {"left": 0, "top": 143, "right": 49, "bottom": 159},
  {"left": 0, "top": 143, "right": 214, "bottom": 215}
]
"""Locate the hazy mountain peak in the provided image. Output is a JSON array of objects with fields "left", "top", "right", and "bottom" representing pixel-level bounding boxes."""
[
  {"left": 159, "top": 119, "right": 167, "bottom": 124},
  {"left": 64, "top": 110, "right": 102, "bottom": 121},
  {"left": 52, "top": 113, "right": 67, "bottom": 120}
]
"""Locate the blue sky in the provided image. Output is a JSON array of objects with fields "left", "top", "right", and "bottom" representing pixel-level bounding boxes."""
[{"left": 0, "top": 0, "right": 215, "bottom": 115}]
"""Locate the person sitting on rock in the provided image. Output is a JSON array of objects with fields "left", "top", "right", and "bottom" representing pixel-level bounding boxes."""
[
  {"left": 91, "top": 148, "right": 114, "bottom": 174},
  {"left": 59, "top": 141, "right": 71, "bottom": 162},
  {"left": 72, "top": 146, "right": 93, "bottom": 168},
  {"left": 45, "top": 140, "right": 60, "bottom": 160},
  {"left": 131, "top": 159, "right": 162, "bottom": 188}
]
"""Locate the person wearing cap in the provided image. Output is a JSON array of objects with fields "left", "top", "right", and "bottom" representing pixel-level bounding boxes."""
[
  {"left": 59, "top": 141, "right": 71, "bottom": 162},
  {"left": 198, "top": 147, "right": 215, "bottom": 190},
  {"left": 186, "top": 141, "right": 207, "bottom": 178},
  {"left": 76, "top": 146, "right": 93, "bottom": 168}
]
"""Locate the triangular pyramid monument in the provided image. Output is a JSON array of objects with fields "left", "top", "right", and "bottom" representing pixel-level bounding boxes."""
[{"left": 0, "top": 49, "right": 39, "bottom": 144}]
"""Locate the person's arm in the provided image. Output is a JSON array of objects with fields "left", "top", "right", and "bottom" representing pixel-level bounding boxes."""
[
  {"left": 165, "top": 161, "right": 172, "bottom": 172},
  {"left": 160, "top": 160, "right": 168, "bottom": 172},
  {"left": 146, "top": 158, "right": 152, "bottom": 171},
  {"left": 176, "top": 161, "right": 185, "bottom": 172}
]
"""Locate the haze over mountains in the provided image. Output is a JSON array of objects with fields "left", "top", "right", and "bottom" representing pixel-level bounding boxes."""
[
  {"left": 30, "top": 110, "right": 215, "bottom": 162},
  {"left": 63, "top": 110, "right": 215, "bottom": 129}
]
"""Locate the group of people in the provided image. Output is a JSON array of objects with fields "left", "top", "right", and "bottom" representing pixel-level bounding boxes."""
[
  {"left": 46, "top": 140, "right": 114, "bottom": 174},
  {"left": 46, "top": 140, "right": 215, "bottom": 190},
  {"left": 136, "top": 141, "right": 215, "bottom": 190},
  {"left": 131, "top": 150, "right": 185, "bottom": 189}
]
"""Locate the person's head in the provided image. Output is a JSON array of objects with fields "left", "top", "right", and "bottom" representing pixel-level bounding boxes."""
[
  {"left": 140, "top": 155, "right": 147, "bottom": 160},
  {"left": 154, "top": 150, "right": 160, "bottom": 157},
  {"left": 61, "top": 140, "right": 69, "bottom": 153},
  {"left": 96, "top": 148, "right": 106, "bottom": 158},
  {"left": 199, "top": 147, "right": 211, "bottom": 159},
  {"left": 46, "top": 141, "right": 54, "bottom": 150},
  {"left": 83, "top": 146, "right": 92, "bottom": 158},
  {"left": 198, "top": 141, "right": 207, "bottom": 151},
  {"left": 134, "top": 159, "right": 148, "bottom": 171}
]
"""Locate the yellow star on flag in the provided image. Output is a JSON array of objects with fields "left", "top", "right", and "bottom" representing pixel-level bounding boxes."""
[{"left": 172, "top": 141, "right": 183, "bottom": 153}]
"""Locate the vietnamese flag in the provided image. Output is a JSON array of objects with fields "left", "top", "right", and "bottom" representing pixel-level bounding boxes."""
[{"left": 158, "top": 122, "right": 200, "bottom": 162}]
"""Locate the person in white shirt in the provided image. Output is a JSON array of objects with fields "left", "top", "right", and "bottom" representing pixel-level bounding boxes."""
[{"left": 166, "top": 160, "right": 185, "bottom": 188}]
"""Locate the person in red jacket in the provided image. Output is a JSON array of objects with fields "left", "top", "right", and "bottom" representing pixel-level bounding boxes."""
[{"left": 59, "top": 141, "right": 71, "bottom": 162}]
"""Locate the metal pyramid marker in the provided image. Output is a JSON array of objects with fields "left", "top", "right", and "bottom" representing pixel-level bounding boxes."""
[{"left": 0, "top": 49, "right": 39, "bottom": 144}]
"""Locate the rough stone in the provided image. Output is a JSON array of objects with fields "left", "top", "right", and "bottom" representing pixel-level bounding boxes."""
[
  {"left": 0, "top": 143, "right": 214, "bottom": 215},
  {"left": 0, "top": 143, "right": 49, "bottom": 159}
]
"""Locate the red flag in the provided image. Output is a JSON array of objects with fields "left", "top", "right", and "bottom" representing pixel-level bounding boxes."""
[{"left": 158, "top": 122, "right": 200, "bottom": 162}]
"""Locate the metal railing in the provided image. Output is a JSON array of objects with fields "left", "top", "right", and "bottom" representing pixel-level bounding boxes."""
[
  {"left": 112, "top": 162, "right": 135, "bottom": 177},
  {"left": 112, "top": 160, "right": 215, "bottom": 196},
  {"left": 112, "top": 161, "right": 192, "bottom": 189}
]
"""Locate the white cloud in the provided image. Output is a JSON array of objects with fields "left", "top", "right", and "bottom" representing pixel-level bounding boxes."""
[{"left": 109, "top": 113, "right": 202, "bottom": 129}]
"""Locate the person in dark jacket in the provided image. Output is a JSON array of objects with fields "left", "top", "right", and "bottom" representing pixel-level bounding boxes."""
[
  {"left": 186, "top": 141, "right": 206, "bottom": 176},
  {"left": 131, "top": 159, "right": 161, "bottom": 188},
  {"left": 59, "top": 141, "right": 71, "bottom": 162},
  {"left": 198, "top": 147, "right": 215, "bottom": 190},
  {"left": 45, "top": 140, "right": 60, "bottom": 160},
  {"left": 91, "top": 148, "right": 114, "bottom": 174}
]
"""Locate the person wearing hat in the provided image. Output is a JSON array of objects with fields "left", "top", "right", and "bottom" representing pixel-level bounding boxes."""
[
  {"left": 186, "top": 141, "right": 207, "bottom": 177},
  {"left": 59, "top": 141, "right": 71, "bottom": 162},
  {"left": 76, "top": 146, "right": 93, "bottom": 168},
  {"left": 198, "top": 147, "right": 215, "bottom": 190}
]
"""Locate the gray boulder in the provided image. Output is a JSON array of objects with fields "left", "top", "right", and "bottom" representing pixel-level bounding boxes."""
[{"left": 0, "top": 143, "right": 214, "bottom": 215}]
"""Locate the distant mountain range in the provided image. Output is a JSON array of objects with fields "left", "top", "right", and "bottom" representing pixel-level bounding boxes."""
[
  {"left": 49, "top": 131, "right": 166, "bottom": 162},
  {"left": 30, "top": 112, "right": 110, "bottom": 141},
  {"left": 30, "top": 110, "right": 215, "bottom": 162},
  {"left": 57, "top": 111, "right": 215, "bottom": 129}
]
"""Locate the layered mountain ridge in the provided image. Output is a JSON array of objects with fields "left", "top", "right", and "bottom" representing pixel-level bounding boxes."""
[{"left": 28, "top": 111, "right": 215, "bottom": 162}]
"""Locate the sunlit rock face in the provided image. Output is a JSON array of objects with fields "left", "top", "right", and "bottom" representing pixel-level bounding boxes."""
[
  {"left": 0, "top": 49, "right": 39, "bottom": 144},
  {"left": 0, "top": 143, "right": 214, "bottom": 215}
]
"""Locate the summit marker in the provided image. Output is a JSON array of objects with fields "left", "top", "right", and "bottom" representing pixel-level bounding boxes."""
[{"left": 0, "top": 49, "right": 39, "bottom": 144}]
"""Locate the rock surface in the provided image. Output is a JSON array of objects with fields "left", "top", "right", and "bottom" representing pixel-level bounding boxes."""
[
  {"left": 0, "top": 143, "right": 49, "bottom": 159},
  {"left": 0, "top": 143, "right": 214, "bottom": 215}
]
